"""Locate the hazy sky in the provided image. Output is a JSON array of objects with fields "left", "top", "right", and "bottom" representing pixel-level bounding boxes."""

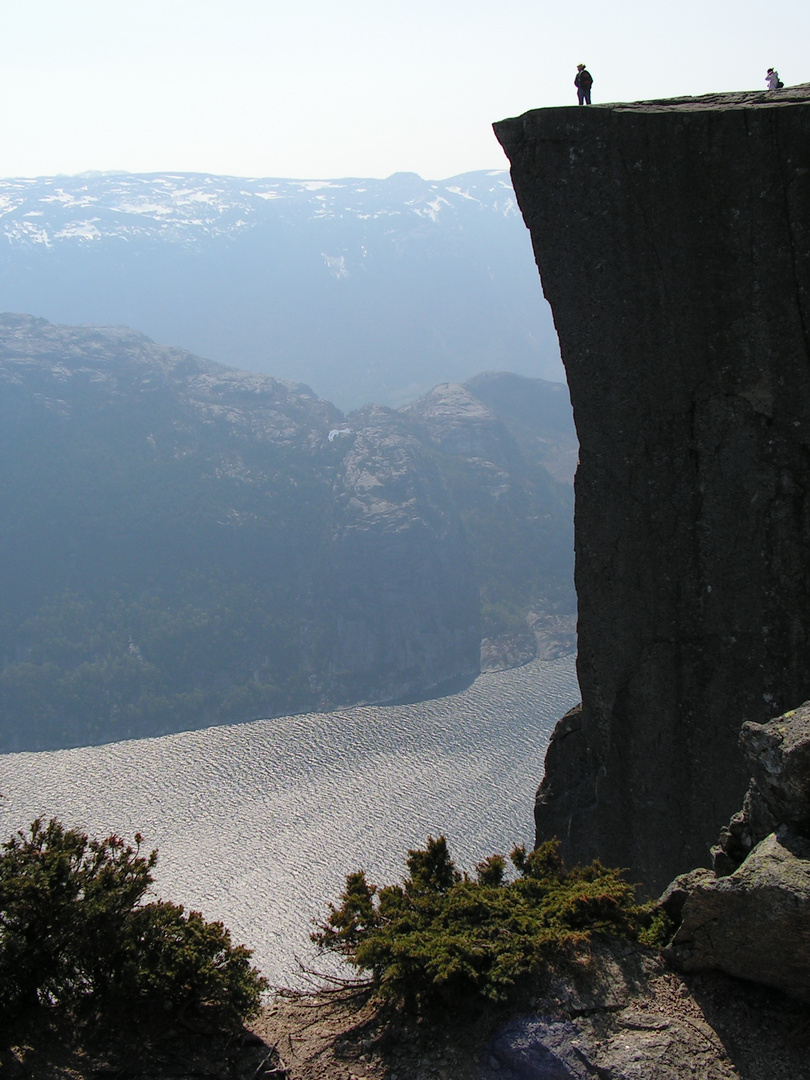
[{"left": 1, "top": 0, "right": 807, "bottom": 180}]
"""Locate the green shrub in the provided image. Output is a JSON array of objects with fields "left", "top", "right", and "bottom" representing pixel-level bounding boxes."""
[
  {"left": 0, "top": 818, "right": 267, "bottom": 1025},
  {"left": 121, "top": 902, "right": 265, "bottom": 1024},
  {"left": 314, "top": 836, "right": 666, "bottom": 1011}
]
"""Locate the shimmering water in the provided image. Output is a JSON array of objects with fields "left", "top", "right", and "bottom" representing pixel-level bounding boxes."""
[{"left": 0, "top": 657, "right": 578, "bottom": 986}]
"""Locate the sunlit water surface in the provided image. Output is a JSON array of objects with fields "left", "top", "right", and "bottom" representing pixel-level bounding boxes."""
[{"left": 0, "top": 657, "right": 578, "bottom": 986}]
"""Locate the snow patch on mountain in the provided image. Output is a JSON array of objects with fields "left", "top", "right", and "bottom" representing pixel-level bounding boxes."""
[
  {"left": 54, "top": 222, "right": 101, "bottom": 240},
  {"left": 0, "top": 170, "right": 519, "bottom": 247}
]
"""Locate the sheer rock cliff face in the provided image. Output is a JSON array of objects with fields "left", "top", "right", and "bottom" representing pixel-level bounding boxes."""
[{"left": 495, "top": 87, "right": 810, "bottom": 894}]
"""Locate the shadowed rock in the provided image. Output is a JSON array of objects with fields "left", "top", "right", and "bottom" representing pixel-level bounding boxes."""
[
  {"left": 667, "top": 702, "right": 810, "bottom": 999},
  {"left": 481, "top": 941, "right": 738, "bottom": 1079}
]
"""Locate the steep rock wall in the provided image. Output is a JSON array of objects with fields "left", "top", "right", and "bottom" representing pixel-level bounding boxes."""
[{"left": 495, "top": 87, "right": 810, "bottom": 893}]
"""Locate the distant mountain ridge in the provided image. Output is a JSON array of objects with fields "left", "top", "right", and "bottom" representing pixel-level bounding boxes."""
[
  {"left": 0, "top": 170, "right": 515, "bottom": 243},
  {"left": 0, "top": 315, "right": 574, "bottom": 752},
  {"left": 0, "top": 170, "right": 561, "bottom": 408}
]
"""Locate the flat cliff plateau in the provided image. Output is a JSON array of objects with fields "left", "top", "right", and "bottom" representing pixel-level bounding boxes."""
[{"left": 495, "top": 86, "right": 810, "bottom": 894}]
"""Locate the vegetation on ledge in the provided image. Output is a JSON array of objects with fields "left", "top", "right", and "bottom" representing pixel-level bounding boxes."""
[
  {"left": 0, "top": 819, "right": 267, "bottom": 1030},
  {"left": 313, "top": 835, "right": 669, "bottom": 1013}
]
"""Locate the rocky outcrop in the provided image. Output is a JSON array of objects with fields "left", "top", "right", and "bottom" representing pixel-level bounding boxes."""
[
  {"left": 667, "top": 703, "right": 810, "bottom": 1000},
  {"left": 481, "top": 942, "right": 739, "bottom": 1080},
  {"left": 669, "top": 830, "right": 810, "bottom": 1000},
  {"left": 478, "top": 935, "right": 810, "bottom": 1080},
  {"left": 739, "top": 704, "right": 810, "bottom": 835},
  {"left": 707, "top": 704, "right": 810, "bottom": 873},
  {"left": 495, "top": 87, "right": 810, "bottom": 893}
]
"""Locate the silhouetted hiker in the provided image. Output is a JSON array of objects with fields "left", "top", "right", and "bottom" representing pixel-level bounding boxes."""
[
  {"left": 766, "top": 67, "right": 783, "bottom": 90},
  {"left": 575, "top": 64, "right": 593, "bottom": 105}
]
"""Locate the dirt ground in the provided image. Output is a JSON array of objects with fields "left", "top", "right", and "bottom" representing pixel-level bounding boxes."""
[
  {"left": 252, "top": 987, "right": 504, "bottom": 1080},
  {"left": 3, "top": 958, "right": 808, "bottom": 1080},
  {"left": 251, "top": 964, "right": 810, "bottom": 1080}
]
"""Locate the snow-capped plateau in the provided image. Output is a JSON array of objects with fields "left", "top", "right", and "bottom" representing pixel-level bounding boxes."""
[
  {"left": 0, "top": 169, "right": 560, "bottom": 409},
  {"left": 0, "top": 170, "right": 519, "bottom": 246}
]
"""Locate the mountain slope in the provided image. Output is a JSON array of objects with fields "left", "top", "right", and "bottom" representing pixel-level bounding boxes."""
[
  {"left": 0, "top": 171, "right": 561, "bottom": 409},
  {"left": 0, "top": 315, "right": 573, "bottom": 752}
]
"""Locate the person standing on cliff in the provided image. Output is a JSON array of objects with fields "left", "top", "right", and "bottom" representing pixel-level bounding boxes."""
[
  {"left": 766, "top": 67, "right": 783, "bottom": 90},
  {"left": 575, "top": 64, "right": 593, "bottom": 105}
]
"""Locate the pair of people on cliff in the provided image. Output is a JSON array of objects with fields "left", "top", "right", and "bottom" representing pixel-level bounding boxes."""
[
  {"left": 574, "top": 64, "right": 781, "bottom": 101},
  {"left": 575, "top": 64, "right": 593, "bottom": 105}
]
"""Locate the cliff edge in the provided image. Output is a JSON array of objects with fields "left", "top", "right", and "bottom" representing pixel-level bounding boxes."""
[{"left": 495, "top": 87, "right": 810, "bottom": 893}]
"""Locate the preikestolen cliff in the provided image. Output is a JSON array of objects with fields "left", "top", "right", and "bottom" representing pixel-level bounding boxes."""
[
  {"left": 4, "top": 87, "right": 810, "bottom": 1080},
  {"left": 496, "top": 85, "right": 810, "bottom": 895}
]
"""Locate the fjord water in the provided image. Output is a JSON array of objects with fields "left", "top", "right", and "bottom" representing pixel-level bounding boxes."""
[{"left": 0, "top": 657, "right": 578, "bottom": 986}]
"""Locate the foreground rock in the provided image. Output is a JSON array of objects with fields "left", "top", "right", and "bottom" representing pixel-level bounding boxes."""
[
  {"left": 667, "top": 702, "right": 810, "bottom": 1001},
  {"left": 481, "top": 944, "right": 738, "bottom": 1080},
  {"left": 740, "top": 703, "right": 810, "bottom": 836},
  {"left": 495, "top": 86, "right": 810, "bottom": 894},
  {"left": 670, "top": 830, "right": 810, "bottom": 1000},
  {"left": 253, "top": 943, "right": 810, "bottom": 1080}
]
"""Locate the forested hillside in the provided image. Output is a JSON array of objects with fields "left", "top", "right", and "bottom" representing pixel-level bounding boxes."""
[{"left": 0, "top": 315, "right": 574, "bottom": 751}]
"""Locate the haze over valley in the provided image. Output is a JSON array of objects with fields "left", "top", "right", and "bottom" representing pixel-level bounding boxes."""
[
  {"left": 0, "top": 170, "right": 561, "bottom": 410},
  {"left": 0, "top": 314, "right": 576, "bottom": 753}
]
